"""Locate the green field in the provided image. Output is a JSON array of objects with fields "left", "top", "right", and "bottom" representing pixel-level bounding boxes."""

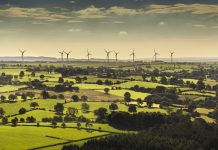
[
  {"left": 115, "top": 81, "right": 175, "bottom": 89},
  {"left": 0, "top": 85, "right": 27, "bottom": 93},
  {"left": 97, "top": 89, "right": 150, "bottom": 100},
  {"left": 0, "top": 126, "right": 109, "bottom": 150}
]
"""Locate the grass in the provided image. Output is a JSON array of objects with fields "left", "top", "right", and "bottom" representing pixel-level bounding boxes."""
[
  {"left": 195, "top": 108, "right": 214, "bottom": 115},
  {"left": 0, "top": 85, "right": 27, "bottom": 93},
  {"left": 64, "top": 102, "right": 166, "bottom": 119},
  {"left": 0, "top": 126, "right": 108, "bottom": 150},
  {"left": 10, "top": 110, "right": 56, "bottom": 122},
  {"left": 96, "top": 89, "right": 151, "bottom": 100},
  {"left": 115, "top": 81, "right": 175, "bottom": 89},
  {"left": 0, "top": 69, "right": 26, "bottom": 75},
  {"left": 0, "top": 99, "right": 65, "bottom": 116},
  {"left": 181, "top": 91, "right": 215, "bottom": 97},
  {"left": 75, "top": 84, "right": 111, "bottom": 90}
]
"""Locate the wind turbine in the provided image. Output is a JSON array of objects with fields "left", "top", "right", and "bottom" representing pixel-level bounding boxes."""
[
  {"left": 19, "top": 50, "right": 26, "bottom": 63},
  {"left": 87, "top": 49, "right": 92, "bottom": 61},
  {"left": 105, "top": 49, "right": 112, "bottom": 63},
  {"left": 114, "top": 51, "right": 119, "bottom": 62},
  {"left": 170, "top": 51, "right": 174, "bottom": 63},
  {"left": 130, "top": 49, "right": 135, "bottom": 64},
  {"left": 153, "top": 50, "right": 159, "bottom": 62},
  {"left": 58, "top": 50, "right": 65, "bottom": 61},
  {"left": 64, "top": 51, "right": 71, "bottom": 61}
]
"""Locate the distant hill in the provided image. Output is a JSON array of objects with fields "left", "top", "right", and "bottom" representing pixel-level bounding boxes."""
[
  {"left": 0, "top": 56, "right": 218, "bottom": 62},
  {"left": 0, "top": 56, "right": 58, "bottom": 62}
]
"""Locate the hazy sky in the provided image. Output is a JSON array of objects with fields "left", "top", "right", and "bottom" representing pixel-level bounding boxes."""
[{"left": 0, "top": 0, "right": 218, "bottom": 59}]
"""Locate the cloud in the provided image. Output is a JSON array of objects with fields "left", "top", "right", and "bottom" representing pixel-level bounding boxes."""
[
  {"left": 67, "top": 20, "right": 84, "bottom": 23},
  {"left": 74, "top": 5, "right": 143, "bottom": 19},
  {"left": 107, "top": 6, "right": 143, "bottom": 16},
  {"left": 74, "top": 5, "right": 107, "bottom": 19},
  {"left": 158, "top": 21, "right": 165, "bottom": 26},
  {"left": 0, "top": 6, "right": 71, "bottom": 22},
  {"left": 146, "top": 4, "right": 218, "bottom": 15},
  {"left": 69, "top": 0, "right": 75, "bottom": 3},
  {"left": 118, "top": 31, "right": 128, "bottom": 37},
  {"left": 212, "top": 25, "right": 218, "bottom": 29},
  {"left": 192, "top": 24, "right": 206, "bottom": 28},
  {"left": 68, "top": 28, "right": 81, "bottom": 32}
]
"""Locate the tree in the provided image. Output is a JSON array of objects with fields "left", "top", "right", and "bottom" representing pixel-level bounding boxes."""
[
  {"left": 19, "top": 108, "right": 26, "bottom": 114},
  {"left": 196, "top": 78, "right": 205, "bottom": 91},
  {"left": 19, "top": 71, "right": 25, "bottom": 78},
  {"left": 8, "top": 94, "right": 17, "bottom": 101},
  {"left": 85, "top": 120, "right": 93, "bottom": 129},
  {"left": 58, "top": 77, "right": 64, "bottom": 83},
  {"left": 94, "top": 107, "right": 108, "bottom": 120},
  {"left": 61, "top": 122, "right": 66, "bottom": 128},
  {"left": 124, "top": 92, "right": 131, "bottom": 103},
  {"left": 2, "top": 117, "right": 8, "bottom": 124},
  {"left": 104, "top": 88, "right": 110, "bottom": 94},
  {"left": 77, "top": 122, "right": 81, "bottom": 129},
  {"left": 71, "top": 95, "right": 79, "bottom": 102},
  {"left": 58, "top": 94, "right": 65, "bottom": 99},
  {"left": 31, "top": 71, "right": 35, "bottom": 77},
  {"left": 51, "top": 120, "right": 57, "bottom": 128},
  {"left": 11, "top": 118, "right": 18, "bottom": 126},
  {"left": 0, "top": 95, "right": 6, "bottom": 102},
  {"left": 30, "top": 102, "right": 39, "bottom": 108},
  {"left": 54, "top": 103, "right": 64, "bottom": 114},
  {"left": 81, "top": 103, "right": 90, "bottom": 113},
  {"left": 26, "top": 116, "right": 36, "bottom": 123},
  {"left": 216, "top": 88, "right": 218, "bottom": 100},
  {"left": 0, "top": 107, "right": 5, "bottom": 117},
  {"left": 21, "top": 93, "right": 27, "bottom": 101},
  {"left": 96, "top": 80, "right": 103, "bottom": 85},
  {"left": 74, "top": 87, "right": 80, "bottom": 92},
  {"left": 75, "top": 76, "right": 82, "bottom": 83},
  {"left": 26, "top": 92, "right": 35, "bottom": 99},
  {"left": 81, "top": 95, "right": 88, "bottom": 102},
  {"left": 67, "top": 107, "right": 78, "bottom": 116},
  {"left": 187, "top": 102, "right": 196, "bottom": 113},
  {"left": 160, "top": 76, "right": 168, "bottom": 84},
  {"left": 146, "top": 99, "right": 153, "bottom": 108},
  {"left": 109, "top": 103, "right": 118, "bottom": 111},
  {"left": 136, "top": 98, "right": 143, "bottom": 107},
  {"left": 40, "top": 74, "right": 45, "bottom": 80},
  {"left": 142, "top": 74, "right": 146, "bottom": 81},
  {"left": 128, "top": 105, "right": 137, "bottom": 113},
  {"left": 41, "top": 90, "right": 49, "bottom": 99}
]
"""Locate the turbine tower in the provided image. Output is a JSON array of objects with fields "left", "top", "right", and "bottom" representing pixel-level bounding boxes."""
[
  {"left": 153, "top": 50, "right": 159, "bottom": 62},
  {"left": 58, "top": 50, "right": 65, "bottom": 61},
  {"left": 170, "top": 51, "right": 174, "bottom": 63},
  {"left": 130, "top": 49, "right": 135, "bottom": 64},
  {"left": 64, "top": 51, "right": 71, "bottom": 61},
  {"left": 87, "top": 49, "right": 92, "bottom": 61},
  {"left": 105, "top": 49, "right": 112, "bottom": 63},
  {"left": 19, "top": 50, "right": 26, "bottom": 63},
  {"left": 114, "top": 51, "right": 119, "bottom": 62}
]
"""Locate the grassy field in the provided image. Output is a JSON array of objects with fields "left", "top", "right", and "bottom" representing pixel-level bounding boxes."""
[
  {"left": 0, "top": 85, "right": 27, "bottom": 93},
  {"left": 115, "top": 81, "right": 175, "bottom": 89},
  {"left": 75, "top": 84, "right": 111, "bottom": 90},
  {"left": 10, "top": 110, "right": 56, "bottom": 122},
  {"left": 0, "top": 99, "right": 65, "bottom": 116},
  {"left": 0, "top": 126, "right": 109, "bottom": 150},
  {"left": 181, "top": 91, "right": 215, "bottom": 97},
  {"left": 64, "top": 101, "right": 166, "bottom": 119},
  {"left": 97, "top": 89, "right": 151, "bottom": 100},
  {"left": 0, "top": 69, "right": 26, "bottom": 75}
]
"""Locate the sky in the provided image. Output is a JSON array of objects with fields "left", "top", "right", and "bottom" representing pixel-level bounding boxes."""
[{"left": 0, "top": 0, "right": 218, "bottom": 59}]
